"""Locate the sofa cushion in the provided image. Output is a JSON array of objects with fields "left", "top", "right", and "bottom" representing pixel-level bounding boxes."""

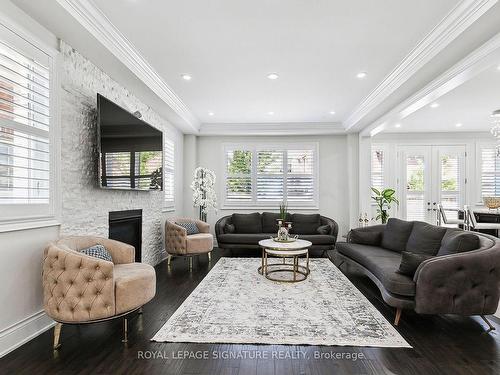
[
  {"left": 290, "top": 213, "right": 321, "bottom": 235},
  {"left": 397, "top": 251, "right": 434, "bottom": 277},
  {"left": 297, "top": 234, "right": 335, "bottom": 245},
  {"left": 381, "top": 218, "right": 414, "bottom": 252},
  {"left": 224, "top": 223, "right": 235, "bottom": 233},
  {"left": 317, "top": 224, "right": 331, "bottom": 235},
  {"left": 231, "top": 213, "right": 262, "bottom": 233},
  {"left": 337, "top": 242, "right": 416, "bottom": 296},
  {"left": 349, "top": 229, "right": 382, "bottom": 246},
  {"left": 114, "top": 263, "right": 156, "bottom": 314},
  {"left": 262, "top": 212, "right": 291, "bottom": 233},
  {"left": 217, "top": 233, "right": 274, "bottom": 245},
  {"left": 406, "top": 221, "right": 446, "bottom": 255},
  {"left": 186, "top": 233, "right": 213, "bottom": 254},
  {"left": 437, "top": 231, "right": 480, "bottom": 256}
]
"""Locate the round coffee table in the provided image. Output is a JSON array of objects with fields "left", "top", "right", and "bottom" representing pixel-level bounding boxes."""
[{"left": 258, "top": 239, "right": 312, "bottom": 282}]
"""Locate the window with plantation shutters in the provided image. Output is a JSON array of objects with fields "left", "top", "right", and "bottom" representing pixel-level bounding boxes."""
[
  {"left": 224, "top": 144, "right": 318, "bottom": 207},
  {"left": 479, "top": 145, "right": 500, "bottom": 197},
  {"left": 164, "top": 138, "right": 175, "bottom": 207},
  {"left": 0, "top": 24, "right": 55, "bottom": 220},
  {"left": 371, "top": 147, "right": 384, "bottom": 191}
]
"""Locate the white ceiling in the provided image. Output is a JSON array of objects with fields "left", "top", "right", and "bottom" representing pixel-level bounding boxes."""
[
  {"left": 384, "top": 65, "right": 500, "bottom": 133},
  {"left": 88, "top": 0, "right": 459, "bottom": 125}
]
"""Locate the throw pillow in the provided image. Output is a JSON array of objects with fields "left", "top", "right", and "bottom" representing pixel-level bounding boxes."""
[
  {"left": 232, "top": 213, "right": 262, "bottom": 233},
  {"left": 397, "top": 251, "right": 434, "bottom": 277},
  {"left": 80, "top": 244, "right": 113, "bottom": 262},
  {"left": 290, "top": 213, "right": 321, "bottom": 235},
  {"left": 317, "top": 224, "right": 331, "bottom": 235},
  {"left": 406, "top": 221, "right": 447, "bottom": 256},
  {"left": 224, "top": 223, "right": 235, "bottom": 233},
  {"left": 349, "top": 229, "right": 382, "bottom": 246},
  {"left": 176, "top": 221, "right": 199, "bottom": 235},
  {"left": 381, "top": 218, "right": 414, "bottom": 252},
  {"left": 437, "top": 231, "right": 480, "bottom": 256}
]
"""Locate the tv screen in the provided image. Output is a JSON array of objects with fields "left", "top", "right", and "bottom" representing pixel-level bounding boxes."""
[{"left": 97, "top": 94, "right": 163, "bottom": 190}]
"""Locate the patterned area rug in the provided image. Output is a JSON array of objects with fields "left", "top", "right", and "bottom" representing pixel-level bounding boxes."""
[{"left": 152, "top": 258, "right": 411, "bottom": 347}]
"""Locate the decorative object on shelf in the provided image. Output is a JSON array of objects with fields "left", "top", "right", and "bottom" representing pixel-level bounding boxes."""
[
  {"left": 364, "top": 213, "right": 369, "bottom": 227},
  {"left": 490, "top": 109, "right": 500, "bottom": 156},
  {"left": 191, "top": 167, "right": 217, "bottom": 222},
  {"left": 371, "top": 188, "right": 399, "bottom": 224},
  {"left": 483, "top": 196, "right": 500, "bottom": 210}
]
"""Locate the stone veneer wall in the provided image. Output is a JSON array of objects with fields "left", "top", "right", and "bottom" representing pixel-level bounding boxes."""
[{"left": 59, "top": 41, "right": 183, "bottom": 266}]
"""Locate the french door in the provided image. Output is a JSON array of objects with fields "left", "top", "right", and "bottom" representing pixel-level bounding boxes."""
[{"left": 398, "top": 145, "right": 466, "bottom": 224}]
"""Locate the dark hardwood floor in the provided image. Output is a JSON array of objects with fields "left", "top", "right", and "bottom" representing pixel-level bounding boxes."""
[{"left": 2, "top": 249, "right": 500, "bottom": 375}]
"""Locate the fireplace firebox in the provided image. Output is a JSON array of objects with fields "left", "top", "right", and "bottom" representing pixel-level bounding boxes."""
[{"left": 109, "top": 209, "right": 142, "bottom": 262}]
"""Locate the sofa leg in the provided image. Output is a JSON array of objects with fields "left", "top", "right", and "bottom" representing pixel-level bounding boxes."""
[
  {"left": 122, "top": 318, "right": 128, "bottom": 343},
  {"left": 394, "top": 308, "right": 402, "bottom": 326},
  {"left": 480, "top": 315, "right": 496, "bottom": 332},
  {"left": 53, "top": 322, "right": 62, "bottom": 350}
]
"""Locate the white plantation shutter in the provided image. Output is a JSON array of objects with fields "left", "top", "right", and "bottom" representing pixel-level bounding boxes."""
[
  {"left": 480, "top": 146, "right": 500, "bottom": 197},
  {"left": 0, "top": 24, "right": 54, "bottom": 219},
  {"left": 371, "top": 148, "right": 384, "bottom": 191},
  {"left": 164, "top": 138, "right": 174, "bottom": 206},
  {"left": 224, "top": 144, "right": 318, "bottom": 206}
]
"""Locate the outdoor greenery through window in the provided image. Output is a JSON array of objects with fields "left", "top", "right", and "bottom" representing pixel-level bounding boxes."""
[{"left": 224, "top": 145, "right": 317, "bottom": 206}]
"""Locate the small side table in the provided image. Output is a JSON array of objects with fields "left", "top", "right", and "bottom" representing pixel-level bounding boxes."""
[{"left": 258, "top": 239, "right": 312, "bottom": 283}]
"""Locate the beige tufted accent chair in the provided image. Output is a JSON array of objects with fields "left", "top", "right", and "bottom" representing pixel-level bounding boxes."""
[
  {"left": 165, "top": 218, "right": 214, "bottom": 269},
  {"left": 42, "top": 236, "right": 156, "bottom": 349}
]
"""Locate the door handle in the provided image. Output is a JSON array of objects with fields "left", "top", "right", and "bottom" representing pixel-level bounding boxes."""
[
  {"left": 432, "top": 202, "right": 437, "bottom": 211},
  {"left": 427, "top": 202, "right": 432, "bottom": 211}
]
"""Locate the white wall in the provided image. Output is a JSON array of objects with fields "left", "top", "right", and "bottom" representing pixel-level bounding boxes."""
[{"left": 195, "top": 135, "right": 350, "bottom": 237}]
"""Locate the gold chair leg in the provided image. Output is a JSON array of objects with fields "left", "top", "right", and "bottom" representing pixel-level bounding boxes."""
[
  {"left": 208, "top": 251, "right": 211, "bottom": 262},
  {"left": 394, "top": 308, "right": 402, "bottom": 326},
  {"left": 189, "top": 257, "right": 193, "bottom": 270},
  {"left": 122, "top": 318, "right": 128, "bottom": 343},
  {"left": 167, "top": 254, "right": 172, "bottom": 267},
  {"left": 138, "top": 307, "right": 143, "bottom": 314},
  {"left": 53, "top": 322, "right": 62, "bottom": 350}
]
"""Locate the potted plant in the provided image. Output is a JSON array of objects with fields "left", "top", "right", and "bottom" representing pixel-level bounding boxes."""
[{"left": 371, "top": 188, "right": 399, "bottom": 224}]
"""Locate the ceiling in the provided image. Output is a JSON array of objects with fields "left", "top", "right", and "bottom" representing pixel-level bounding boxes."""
[
  {"left": 87, "top": 0, "right": 459, "bottom": 125},
  {"left": 384, "top": 64, "right": 500, "bottom": 133}
]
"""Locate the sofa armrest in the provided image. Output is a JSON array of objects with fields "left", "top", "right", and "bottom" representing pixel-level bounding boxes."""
[
  {"left": 320, "top": 216, "right": 339, "bottom": 239},
  {"left": 196, "top": 219, "right": 210, "bottom": 233},
  {"left": 413, "top": 247, "right": 500, "bottom": 315},
  {"left": 165, "top": 220, "right": 187, "bottom": 255},
  {"left": 42, "top": 244, "right": 115, "bottom": 322}
]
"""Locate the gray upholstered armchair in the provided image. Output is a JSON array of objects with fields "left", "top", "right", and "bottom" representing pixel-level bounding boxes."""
[
  {"left": 165, "top": 218, "right": 214, "bottom": 269},
  {"left": 42, "top": 236, "right": 156, "bottom": 349}
]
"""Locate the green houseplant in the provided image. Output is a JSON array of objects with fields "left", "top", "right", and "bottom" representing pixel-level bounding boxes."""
[
  {"left": 371, "top": 188, "right": 399, "bottom": 224},
  {"left": 279, "top": 201, "right": 288, "bottom": 221}
]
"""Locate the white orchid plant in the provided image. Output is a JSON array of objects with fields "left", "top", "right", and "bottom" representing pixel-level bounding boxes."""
[{"left": 190, "top": 167, "right": 217, "bottom": 222}]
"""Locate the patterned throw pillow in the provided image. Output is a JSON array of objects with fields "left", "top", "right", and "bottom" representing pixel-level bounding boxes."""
[
  {"left": 80, "top": 244, "right": 113, "bottom": 262},
  {"left": 176, "top": 221, "right": 199, "bottom": 235}
]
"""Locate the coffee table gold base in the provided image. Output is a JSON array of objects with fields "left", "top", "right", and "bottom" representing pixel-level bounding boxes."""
[{"left": 258, "top": 248, "right": 310, "bottom": 283}]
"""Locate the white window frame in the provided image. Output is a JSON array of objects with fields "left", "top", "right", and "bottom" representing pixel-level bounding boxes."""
[
  {"left": 163, "top": 135, "right": 175, "bottom": 210},
  {"left": 0, "top": 18, "right": 60, "bottom": 229},
  {"left": 222, "top": 142, "right": 319, "bottom": 209},
  {"left": 476, "top": 142, "right": 499, "bottom": 204}
]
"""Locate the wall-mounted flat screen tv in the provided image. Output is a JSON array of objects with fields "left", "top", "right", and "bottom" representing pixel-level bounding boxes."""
[{"left": 97, "top": 94, "right": 163, "bottom": 190}]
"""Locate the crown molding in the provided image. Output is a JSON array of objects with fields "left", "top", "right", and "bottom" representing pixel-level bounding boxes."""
[
  {"left": 360, "top": 31, "right": 500, "bottom": 137},
  {"left": 344, "top": 0, "right": 498, "bottom": 131},
  {"left": 199, "top": 122, "right": 345, "bottom": 136},
  {"left": 55, "top": 0, "right": 200, "bottom": 133}
]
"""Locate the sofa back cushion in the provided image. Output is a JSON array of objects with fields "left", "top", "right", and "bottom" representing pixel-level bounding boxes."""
[
  {"left": 262, "top": 212, "right": 291, "bottom": 233},
  {"left": 349, "top": 228, "right": 382, "bottom": 246},
  {"left": 437, "top": 230, "right": 480, "bottom": 256},
  {"left": 381, "top": 218, "right": 414, "bottom": 252},
  {"left": 290, "top": 213, "right": 321, "bottom": 234},
  {"left": 406, "top": 221, "right": 447, "bottom": 255},
  {"left": 231, "top": 213, "right": 262, "bottom": 233}
]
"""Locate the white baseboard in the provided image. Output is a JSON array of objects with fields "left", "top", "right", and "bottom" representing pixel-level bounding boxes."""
[{"left": 0, "top": 310, "right": 55, "bottom": 358}]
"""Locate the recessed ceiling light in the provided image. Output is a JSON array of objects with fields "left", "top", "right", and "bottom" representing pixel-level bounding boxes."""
[
  {"left": 208, "top": 112, "right": 214, "bottom": 116},
  {"left": 455, "top": 123, "right": 463, "bottom": 127},
  {"left": 329, "top": 111, "right": 336, "bottom": 115},
  {"left": 430, "top": 102, "right": 440, "bottom": 108},
  {"left": 181, "top": 74, "right": 192, "bottom": 81},
  {"left": 267, "top": 73, "right": 279, "bottom": 80},
  {"left": 356, "top": 71, "right": 367, "bottom": 79},
  {"left": 268, "top": 111, "right": 275, "bottom": 115},
  {"left": 394, "top": 123, "right": 401, "bottom": 128}
]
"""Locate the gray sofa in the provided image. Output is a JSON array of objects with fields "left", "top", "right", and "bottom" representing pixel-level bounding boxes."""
[
  {"left": 215, "top": 212, "right": 338, "bottom": 255},
  {"left": 335, "top": 218, "right": 500, "bottom": 328}
]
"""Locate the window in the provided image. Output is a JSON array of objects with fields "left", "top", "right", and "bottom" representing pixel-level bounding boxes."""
[
  {"left": 224, "top": 144, "right": 318, "bottom": 207},
  {"left": 164, "top": 138, "right": 174, "bottom": 207},
  {"left": 0, "top": 24, "right": 55, "bottom": 221},
  {"left": 371, "top": 146, "right": 385, "bottom": 191},
  {"left": 479, "top": 144, "right": 500, "bottom": 198}
]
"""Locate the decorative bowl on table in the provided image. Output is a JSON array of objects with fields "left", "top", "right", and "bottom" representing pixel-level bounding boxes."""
[
  {"left": 483, "top": 196, "right": 500, "bottom": 209},
  {"left": 272, "top": 236, "right": 298, "bottom": 243}
]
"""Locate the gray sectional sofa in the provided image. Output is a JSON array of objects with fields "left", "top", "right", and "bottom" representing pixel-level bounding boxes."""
[
  {"left": 335, "top": 218, "right": 500, "bottom": 327},
  {"left": 215, "top": 212, "right": 338, "bottom": 255}
]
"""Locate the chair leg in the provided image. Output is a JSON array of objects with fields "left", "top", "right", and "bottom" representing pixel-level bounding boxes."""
[
  {"left": 138, "top": 307, "right": 143, "bottom": 314},
  {"left": 208, "top": 251, "right": 211, "bottom": 262},
  {"left": 480, "top": 315, "right": 496, "bottom": 332},
  {"left": 394, "top": 308, "right": 402, "bottom": 326},
  {"left": 189, "top": 257, "right": 193, "bottom": 270},
  {"left": 167, "top": 254, "right": 172, "bottom": 267},
  {"left": 53, "top": 322, "right": 62, "bottom": 350},
  {"left": 122, "top": 318, "right": 128, "bottom": 343}
]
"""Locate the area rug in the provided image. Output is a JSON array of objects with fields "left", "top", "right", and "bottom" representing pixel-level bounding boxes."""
[{"left": 152, "top": 258, "right": 411, "bottom": 347}]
